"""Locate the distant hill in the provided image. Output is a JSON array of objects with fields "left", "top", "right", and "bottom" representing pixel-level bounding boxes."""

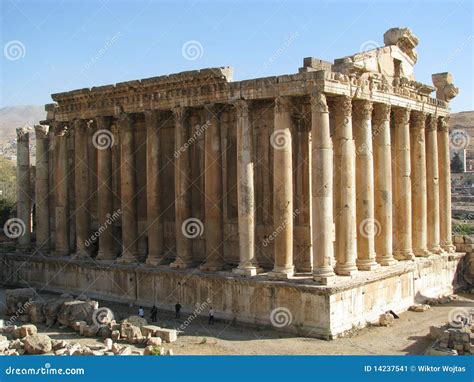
[{"left": 0, "top": 105, "right": 45, "bottom": 141}]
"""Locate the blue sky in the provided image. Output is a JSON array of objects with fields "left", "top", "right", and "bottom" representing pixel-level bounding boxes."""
[{"left": 1, "top": 0, "right": 472, "bottom": 112}]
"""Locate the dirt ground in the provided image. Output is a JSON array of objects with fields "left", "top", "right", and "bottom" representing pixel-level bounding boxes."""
[{"left": 1, "top": 289, "right": 473, "bottom": 355}]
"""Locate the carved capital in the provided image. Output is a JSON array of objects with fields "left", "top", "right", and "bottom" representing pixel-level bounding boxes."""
[
  {"left": 438, "top": 116, "right": 450, "bottom": 133},
  {"left": 310, "top": 91, "right": 328, "bottom": 113},
  {"left": 16, "top": 127, "right": 29, "bottom": 141},
  {"left": 144, "top": 110, "right": 159, "bottom": 128},
  {"left": 332, "top": 95, "right": 352, "bottom": 117},
  {"left": 352, "top": 100, "right": 373, "bottom": 121},
  {"left": 117, "top": 113, "right": 134, "bottom": 132},
  {"left": 372, "top": 103, "right": 391, "bottom": 124},
  {"left": 73, "top": 119, "right": 88, "bottom": 133},
  {"left": 172, "top": 106, "right": 186, "bottom": 125},
  {"left": 425, "top": 114, "right": 438, "bottom": 132},
  {"left": 96, "top": 116, "right": 112, "bottom": 131},
  {"left": 410, "top": 110, "right": 425, "bottom": 130},
  {"left": 234, "top": 100, "right": 249, "bottom": 120},
  {"left": 54, "top": 123, "right": 68, "bottom": 137},
  {"left": 34, "top": 125, "right": 49, "bottom": 139},
  {"left": 392, "top": 107, "right": 410, "bottom": 125},
  {"left": 274, "top": 96, "right": 290, "bottom": 114}
]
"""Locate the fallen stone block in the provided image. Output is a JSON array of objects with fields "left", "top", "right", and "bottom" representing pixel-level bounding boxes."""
[
  {"left": 5, "top": 288, "right": 35, "bottom": 315},
  {"left": 379, "top": 313, "right": 394, "bottom": 327},
  {"left": 147, "top": 337, "right": 162, "bottom": 347},
  {"left": 23, "top": 334, "right": 52, "bottom": 354},
  {"left": 409, "top": 304, "right": 430, "bottom": 312},
  {"left": 17, "top": 324, "right": 37, "bottom": 338}
]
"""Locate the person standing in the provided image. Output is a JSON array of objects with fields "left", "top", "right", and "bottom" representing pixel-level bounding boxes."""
[
  {"left": 175, "top": 302, "right": 182, "bottom": 319},
  {"left": 150, "top": 305, "right": 158, "bottom": 322},
  {"left": 208, "top": 307, "right": 214, "bottom": 325},
  {"left": 138, "top": 306, "right": 144, "bottom": 318}
]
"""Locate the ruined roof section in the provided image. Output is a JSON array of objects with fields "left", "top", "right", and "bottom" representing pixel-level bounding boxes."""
[{"left": 51, "top": 67, "right": 233, "bottom": 102}]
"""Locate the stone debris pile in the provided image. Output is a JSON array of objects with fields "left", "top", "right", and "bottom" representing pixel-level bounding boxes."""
[{"left": 0, "top": 288, "right": 176, "bottom": 356}]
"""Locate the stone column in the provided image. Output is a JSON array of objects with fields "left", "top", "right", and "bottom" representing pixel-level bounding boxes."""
[
  {"left": 73, "top": 119, "right": 91, "bottom": 258},
  {"left": 438, "top": 116, "right": 455, "bottom": 252},
  {"left": 200, "top": 105, "right": 225, "bottom": 271},
  {"left": 145, "top": 110, "right": 164, "bottom": 265},
  {"left": 333, "top": 96, "right": 358, "bottom": 276},
  {"left": 171, "top": 107, "right": 193, "bottom": 269},
  {"left": 54, "top": 124, "right": 69, "bottom": 256},
  {"left": 372, "top": 104, "right": 397, "bottom": 266},
  {"left": 95, "top": 116, "right": 116, "bottom": 260},
  {"left": 15, "top": 127, "right": 31, "bottom": 249},
  {"left": 118, "top": 113, "right": 139, "bottom": 263},
  {"left": 34, "top": 125, "right": 50, "bottom": 252},
  {"left": 410, "top": 111, "right": 430, "bottom": 257},
  {"left": 353, "top": 100, "right": 379, "bottom": 270},
  {"left": 392, "top": 108, "right": 415, "bottom": 260},
  {"left": 426, "top": 114, "right": 443, "bottom": 254},
  {"left": 233, "top": 100, "right": 259, "bottom": 276},
  {"left": 311, "top": 92, "right": 336, "bottom": 284},
  {"left": 269, "top": 96, "right": 294, "bottom": 279}
]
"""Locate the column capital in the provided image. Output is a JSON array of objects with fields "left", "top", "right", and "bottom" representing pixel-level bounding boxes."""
[
  {"left": 426, "top": 114, "right": 438, "bottom": 131},
  {"left": 438, "top": 116, "right": 450, "bottom": 132},
  {"left": 410, "top": 110, "right": 426, "bottom": 129},
  {"left": 310, "top": 91, "right": 328, "bottom": 113},
  {"left": 172, "top": 106, "right": 186, "bottom": 123},
  {"left": 392, "top": 107, "right": 410, "bottom": 124},
  {"left": 34, "top": 125, "right": 48, "bottom": 139},
  {"left": 144, "top": 110, "right": 159, "bottom": 127},
  {"left": 352, "top": 99, "right": 373, "bottom": 121},
  {"left": 53, "top": 122, "right": 68, "bottom": 137},
  {"left": 274, "top": 96, "right": 291, "bottom": 114},
  {"left": 117, "top": 113, "right": 134, "bottom": 131},
  {"left": 16, "top": 127, "right": 30, "bottom": 141},
  {"left": 332, "top": 95, "right": 352, "bottom": 117},
  {"left": 73, "top": 118, "right": 88, "bottom": 131},
  {"left": 234, "top": 99, "right": 249, "bottom": 119},
  {"left": 372, "top": 103, "right": 391, "bottom": 124},
  {"left": 96, "top": 115, "right": 112, "bottom": 130}
]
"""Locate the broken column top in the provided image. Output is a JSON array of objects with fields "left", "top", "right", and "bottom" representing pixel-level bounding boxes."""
[
  {"left": 432, "top": 72, "right": 459, "bottom": 102},
  {"left": 383, "top": 27, "right": 419, "bottom": 63}
]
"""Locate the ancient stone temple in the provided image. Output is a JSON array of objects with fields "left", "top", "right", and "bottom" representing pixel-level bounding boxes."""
[{"left": 3, "top": 27, "right": 465, "bottom": 338}]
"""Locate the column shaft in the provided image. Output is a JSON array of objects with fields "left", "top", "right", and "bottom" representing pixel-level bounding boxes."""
[
  {"left": 118, "top": 114, "right": 138, "bottom": 263},
  {"left": 145, "top": 111, "right": 164, "bottom": 265},
  {"left": 233, "top": 100, "right": 259, "bottom": 276},
  {"left": 269, "top": 96, "right": 294, "bottom": 279},
  {"left": 438, "top": 116, "right": 455, "bottom": 252},
  {"left": 73, "top": 119, "right": 90, "bottom": 257},
  {"left": 372, "top": 104, "right": 397, "bottom": 266},
  {"left": 426, "top": 114, "right": 443, "bottom": 254},
  {"left": 15, "top": 128, "right": 31, "bottom": 249},
  {"left": 201, "top": 105, "right": 225, "bottom": 271},
  {"left": 34, "top": 125, "right": 49, "bottom": 251},
  {"left": 410, "top": 111, "right": 429, "bottom": 257},
  {"left": 311, "top": 92, "right": 336, "bottom": 283},
  {"left": 333, "top": 96, "right": 358, "bottom": 276},
  {"left": 96, "top": 116, "right": 116, "bottom": 260},
  {"left": 353, "top": 100, "right": 379, "bottom": 270},
  {"left": 392, "top": 108, "right": 415, "bottom": 260},
  {"left": 54, "top": 124, "right": 69, "bottom": 256},
  {"left": 171, "top": 107, "right": 193, "bottom": 268}
]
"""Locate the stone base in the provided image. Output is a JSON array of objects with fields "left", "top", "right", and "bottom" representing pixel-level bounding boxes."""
[
  {"left": 145, "top": 256, "right": 166, "bottom": 266},
  {"left": 117, "top": 255, "right": 138, "bottom": 264},
  {"left": 268, "top": 266, "right": 294, "bottom": 280},
  {"left": 232, "top": 266, "right": 259, "bottom": 277},
  {"left": 0, "top": 252, "right": 465, "bottom": 339},
  {"left": 356, "top": 259, "right": 380, "bottom": 271},
  {"left": 199, "top": 262, "right": 224, "bottom": 272},
  {"left": 96, "top": 253, "right": 117, "bottom": 261},
  {"left": 169, "top": 258, "right": 194, "bottom": 269},
  {"left": 414, "top": 249, "right": 431, "bottom": 257},
  {"left": 376, "top": 256, "right": 398, "bottom": 266},
  {"left": 394, "top": 250, "right": 415, "bottom": 261}
]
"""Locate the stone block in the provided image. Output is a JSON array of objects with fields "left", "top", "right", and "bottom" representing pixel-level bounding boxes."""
[
  {"left": 146, "top": 337, "right": 162, "bottom": 347},
  {"left": 141, "top": 325, "right": 161, "bottom": 337},
  {"left": 379, "top": 313, "right": 394, "bottom": 327},
  {"left": 23, "top": 334, "right": 52, "bottom": 354},
  {"left": 155, "top": 328, "right": 177, "bottom": 343},
  {"left": 17, "top": 324, "right": 37, "bottom": 338}
]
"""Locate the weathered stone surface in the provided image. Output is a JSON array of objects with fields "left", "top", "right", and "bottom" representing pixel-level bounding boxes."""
[
  {"left": 57, "top": 300, "right": 96, "bottom": 327},
  {"left": 379, "top": 313, "right": 394, "bottom": 327},
  {"left": 23, "top": 334, "right": 52, "bottom": 354},
  {"left": 97, "top": 325, "right": 112, "bottom": 338},
  {"left": 51, "top": 339, "right": 68, "bottom": 351},
  {"left": 104, "top": 338, "right": 113, "bottom": 350},
  {"left": 5, "top": 288, "right": 35, "bottom": 315},
  {"left": 28, "top": 301, "right": 46, "bottom": 324},
  {"left": 111, "top": 330, "right": 120, "bottom": 341},
  {"left": 141, "top": 325, "right": 161, "bottom": 337},
  {"left": 82, "top": 324, "right": 99, "bottom": 337},
  {"left": 17, "top": 324, "right": 37, "bottom": 338},
  {"left": 154, "top": 328, "right": 177, "bottom": 343},
  {"left": 409, "top": 304, "right": 430, "bottom": 312},
  {"left": 146, "top": 337, "right": 162, "bottom": 347},
  {"left": 122, "top": 315, "right": 147, "bottom": 328}
]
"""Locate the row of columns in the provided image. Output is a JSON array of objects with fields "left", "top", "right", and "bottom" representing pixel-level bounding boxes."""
[{"left": 20, "top": 94, "right": 455, "bottom": 281}]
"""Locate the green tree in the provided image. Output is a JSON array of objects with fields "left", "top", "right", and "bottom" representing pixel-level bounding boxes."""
[{"left": 451, "top": 152, "right": 464, "bottom": 173}]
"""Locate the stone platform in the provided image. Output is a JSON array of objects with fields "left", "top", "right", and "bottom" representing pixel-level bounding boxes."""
[{"left": 0, "top": 252, "right": 465, "bottom": 339}]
